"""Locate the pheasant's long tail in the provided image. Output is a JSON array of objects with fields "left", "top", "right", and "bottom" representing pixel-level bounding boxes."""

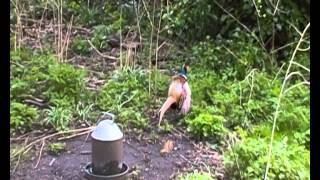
[{"left": 158, "top": 96, "right": 176, "bottom": 126}]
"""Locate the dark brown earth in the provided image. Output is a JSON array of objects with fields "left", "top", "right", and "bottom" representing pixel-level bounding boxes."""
[{"left": 11, "top": 125, "right": 224, "bottom": 180}]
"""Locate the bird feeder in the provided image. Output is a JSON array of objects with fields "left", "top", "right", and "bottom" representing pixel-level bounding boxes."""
[{"left": 84, "top": 112, "right": 129, "bottom": 180}]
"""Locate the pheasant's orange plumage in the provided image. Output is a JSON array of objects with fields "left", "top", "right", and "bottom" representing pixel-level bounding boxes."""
[{"left": 158, "top": 63, "right": 191, "bottom": 127}]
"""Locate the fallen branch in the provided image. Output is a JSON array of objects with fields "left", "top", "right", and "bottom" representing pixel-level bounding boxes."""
[
  {"left": 34, "top": 139, "right": 45, "bottom": 169},
  {"left": 49, "top": 158, "right": 56, "bottom": 166},
  {"left": 57, "top": 129, "right": 92, "bottom": 141},
  {"left": 179, "top": 153, "right": 197, "bottom": 167},
  {"left": 24, "top": 99, "right": 47, "bottom": 108},
  {"left": 11, "top": 137, "right": 31, "bottom": 175},
  {"left": 87, "top": 39, "right": 119, "bottom": 61},
  {"left": 11, "top": 127, "right": 95, "bottom": 159}
]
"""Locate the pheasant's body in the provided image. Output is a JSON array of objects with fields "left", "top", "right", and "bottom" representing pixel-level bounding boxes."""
[{"left": 158, "top": 65, "right": 191, "bottom": 127}]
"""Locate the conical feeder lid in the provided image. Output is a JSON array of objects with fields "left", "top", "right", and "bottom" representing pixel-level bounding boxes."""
[{"left": 91, "top": 120, "right": 123, "bottom": 141}]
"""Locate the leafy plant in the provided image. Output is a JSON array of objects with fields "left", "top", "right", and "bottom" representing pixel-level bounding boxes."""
[
  {"left": 45, "top": 106, "right": 73, "bottom": 131},
  {"left": 97, "top": 68, "right": 150, "bottom": 111},
  {"left": 71, "top": 36, "right": 91, "bottom": 55},
  {"left": 10, "top": 102, "right": 38, "bottom": 134},
  {"left": 178, "top": 171, "right": 214, "bottom": 180},
  {"left": 47, "top": 142, "right": 66, "bottom": 155},
  {"left": 45, "top": 63, "right": 87, "bottom": 106},
  {"left": 224, "top": 134, "right": 310, "bottom": 180},
  {"left": 118, "top": 107, "right": 148, "bottom": 130},
  {"left": 186, "top": 106, "right": 227, "bottom": 141},
  {"left": 75, "top": 103, "right": 94, "bottom": 122},
  {"left": 159, "top": 121, "right": 174, "bottom": 133}
]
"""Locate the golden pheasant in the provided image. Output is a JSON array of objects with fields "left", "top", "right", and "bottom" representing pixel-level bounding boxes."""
[{"left": 158, "top": 63, "right": 191, "bottom": 127}]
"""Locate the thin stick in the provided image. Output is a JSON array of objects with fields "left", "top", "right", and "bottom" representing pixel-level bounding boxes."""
[
  {"left": 272, "top": 62, "right": 286, "bottom": 84},
  {"left": 57, "top": 129, "right": 92, "bottom": 141},
  {"left": 154, "top": 4, "right": 163, "bottom": 99},
  {"left": 49, "top": 158, "right": 56, "bottom": 166},
  {"left": 291, "top": 61, "right": 310, "bottom": 72},
  {"left": 179, "top": 153, "right": 197, "bottom": 167},
  {"left": 273, "top": 0, "right": 281, "bottom": 15},
  {"left": 271, "top": 40, "right": 299, "bottom": 54},
  {"left": 264, "top": 22, "right": 310, "bottom": 180},
  {"left": 87, "top": 39, "right": 118, "bottom": 60},
  {"left": 34, "top": 140, "right": 45, "bottom": 168},
  {"left": 283, "top": 81, "right": 309, "bottom": 95},
  {"left": 222, "top": 45, "right": 240, "bottom": 60},
  {"left": 120, "top": 6, "right": 123, "bottom": 69},
  {"left": 11, "top": 136, "right": 30, "bottom": 174},
  {"left": 11, "top": 127, "right": 95, "bottom": 158}
]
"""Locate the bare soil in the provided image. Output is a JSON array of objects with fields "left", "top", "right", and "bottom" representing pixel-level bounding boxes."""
[{"left": 11, "top": 124, "right": 224, "bottom": 180}]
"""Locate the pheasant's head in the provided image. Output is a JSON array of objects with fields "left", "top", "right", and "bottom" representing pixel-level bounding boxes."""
[{"left": 179, "top": 62, "right": 190, "bottom": 81}]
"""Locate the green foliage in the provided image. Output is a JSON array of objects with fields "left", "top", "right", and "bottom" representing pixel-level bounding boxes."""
[
  {"left": 178, "top": 171, "right": 214, "bottom": 180},
  {"left": 162, "top": 0, "right": 220, "bottom": 42},
  {"left": 10, "top": 102, "right": 38, "bottom": 134},
  {"left": 224, "top": 134, "right": 310, "bottom": 180},
  {"left": 10, "top": 49, "right": 55, "bottom": 100},
  {"left": 45, "top": 63, "right": 87, "bottom": 107},
  {"left": 186, "top": 106, "right": 227, "bottom": 141},
  {"left": 159, "top": 121, "right": 174, "bottom": 133},
  {"left": 277, "top": 85, "right": 309, "bottom": 132},
  {"left": 44, "top": 106, "right": 73, "bottom": 131},
  {"left": 90, "top": 25, "right": 113, "bottom": 50},
  {"left": 71, "top": 36, "right": 91, "bottom": 55},
  {"left": 118, "top": 107, "right": 148, "bottom": 131},
  {"left": 98, "top": 69, "right": 150, "bottom": 129},
  {"left": 98, "top": 68, "right": 150, "bottom": 111},
  {"left": 47, "top": 142, "right": 66, "bottom": 155},
  {"left": 75, "top": 103, "right": 94, "bottom": 122},
  {"left": 190, "top": 38, "right": 269, "bottom": 79}
]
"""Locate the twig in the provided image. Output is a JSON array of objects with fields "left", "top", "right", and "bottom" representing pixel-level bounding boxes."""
[
  {"left": 11, "top": 136, "right": 30, "bottom": 174},
  {"left": 10, "top": 132, "right": 31, "bottom": 141},
  {"left": 23, "top": 99, "right": 46, "bottom": 108},
  {"left": 57, "top": 129, "right": 92, "bottom": 141},
  {"left": 119, "top": 92, "right": 138, "bottom": 108},
  {"left": 156, "top": 41, "right": 166, "bottom": 52},
  {"left": 283, "top": 81, "right": 309, "bottom": 95},
  {"left": 87, "top": 39, "right": 118, "bottom": 61},
  {"left": 264, "top": 22, "right": 310, "bottom": 180},
  {"left": 291, "top": 61, "right": 310, "bottom": 72},
  {"left": 222, "top": 45, "right": 240, "bottom": 60},
  {"left": 11, "top": 127, "right": 95, "bottom": 159},
  {"left": 49, "top": 158, "right": 56, "bottom": 166},
  {"left": 270, "top": 40, "right": 299, "bottom": 53},
  {"left": 179, "top": 153, "right": 197, "bottom": 167},
  {"left": 273, "top": 0, "right": 281, "bottom": 15},
  {"left": 34, "top": 139, "right": 45, "bottom": 169},
  {"left": 272, "top": 62, "right": 286, "bottom": 84}
]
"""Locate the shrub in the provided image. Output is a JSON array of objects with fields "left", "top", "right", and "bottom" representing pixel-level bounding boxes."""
[
  {"left": 178, "top": 171, "right": 215, "bottom": 180},
  {"left": 10, "top": 102, "right": 38, "bottom": 134},
  {"left": 118, "top": 107, "right": 148, "bottom": 130},
  {"left": 186, "top": 106, "right": 227, "bottom": 141},
  {"left": 47, "top": 142, "right": 66, "bottom": 155},
  {"left": 71, "top": 36, "right": 91, "bottom": 55},
  {"left": 224, "top": 134, "right": 310, "bottom": 180},
  {"left": 97, "top": 69, "right": 152, "bottom": 130},
  {"left": 44, "top": 106, "right": 73, "bottom": 131},
  {"left": 45, "top": 63, "right": 87, "bottom": 107},
  {"left": 97, "top": 68, "right": 150, "bottom": 111}
]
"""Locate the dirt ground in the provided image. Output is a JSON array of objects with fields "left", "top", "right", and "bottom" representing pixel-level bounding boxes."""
[{"left": 11, "top": 124, "right": 224, "bottom": 180}]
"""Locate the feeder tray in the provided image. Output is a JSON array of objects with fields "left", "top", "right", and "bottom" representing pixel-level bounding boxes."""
[{"left": 84, "top": 162, "right": 129, "bottom": 180}]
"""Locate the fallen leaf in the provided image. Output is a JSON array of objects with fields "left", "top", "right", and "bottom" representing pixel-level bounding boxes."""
[{"left": 160, "top": 140, "right": 174, "bottom": 156}]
